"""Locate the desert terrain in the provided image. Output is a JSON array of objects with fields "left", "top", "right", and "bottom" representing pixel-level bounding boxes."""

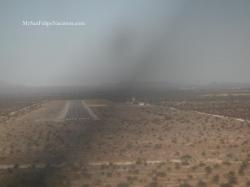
[{"left": 0, "top": 91, "right": 250, "bottom": 187}]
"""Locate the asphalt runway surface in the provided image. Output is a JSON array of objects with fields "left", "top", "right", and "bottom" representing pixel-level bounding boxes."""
[{"left": 65, "top": 100, "right": 90, "bottom": 121}]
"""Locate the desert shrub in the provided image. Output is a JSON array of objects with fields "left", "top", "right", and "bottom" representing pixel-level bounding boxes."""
[
  {"left": 82, "top": 184, "right": 90, "bottom": 187},
  {"left": 246, "top": 180, "right": 250, "bottom": 186},
  {"left": 201, "top": 151, "right": 206, "bottom": 156},
  {"left": 156, "top": 171, "right": 166, "bottom": 177},
  {"left": 14, "top": 164, "right": 19, "bottom": 169},
  {"left": 222, "top": 161, "right": 231, "bottom": 166},
  {"left": 213, "top": 164, "right": 220, "bottom": 169},
  {"left": 199, "top": 162, "right": 205, "bottom": 167},
  {"left": 175, "top": 163, "right": 180, "bottom": 170},
  {"left": 204, "top": 166, "right": 212, "bottom": 174},
  {"left": 211, "top": 174, "right": 220, "bottom": 183},
  {"left": 220, "top": 183, "right": 232, "bottom": 187},
  {"left": 117, "top": 182, "right": 129, "bottom": 187},
  {"left": 179, "top": 183, "right": 192, "bottom": 187},
  {"left": 148, "top": 181, "right": 158, "bottom": 187},
  {"left": 131, "top": 169, "right": 139, "bottom": 175},
  {"left": 135, "top": 158, "right": 145, "bottom": 165},
  {"left": 106, "top": 172, "right": 113, "bottom": 177},
  {"left": 227, "top": 171, "right": 237, "bottom": 185},
  {"left": 238, "top": 166, "right": 245, "bottom": 175},
  {"left": 94, "top": 179, "right": 102, "bottom": 185},
  {"left": 196, "top": 180, "right": 207, "bottom": 187},
  {"left": 191, "top": 165, "right": 197, "bottom": 171},
  {"left": 181, "top": 154, "right": 192, "bottom": 161},
  {"left": 238, "top": 160, "right": 248, "bottom": 175},
  {"left": 126, "top": 176, "right": 137, "bottom": 183}
]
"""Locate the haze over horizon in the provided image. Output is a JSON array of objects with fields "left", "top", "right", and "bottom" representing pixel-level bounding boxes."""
[{"left": 1, "top": 0, "right": 250, "bottom": 87}]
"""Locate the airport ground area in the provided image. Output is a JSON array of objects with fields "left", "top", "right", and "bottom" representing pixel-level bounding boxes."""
[{"left": 0, "top": 91, "right": 250, "bottom": 187}]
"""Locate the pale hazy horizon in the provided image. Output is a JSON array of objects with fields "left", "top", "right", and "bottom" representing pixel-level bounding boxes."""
[{"left": 1, "top": 0, "right": 250, "bottom": 87}]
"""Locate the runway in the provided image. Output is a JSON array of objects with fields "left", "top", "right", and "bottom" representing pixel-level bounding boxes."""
[{"left": 65, "top": 100, "right": 92, "bottom": 121}]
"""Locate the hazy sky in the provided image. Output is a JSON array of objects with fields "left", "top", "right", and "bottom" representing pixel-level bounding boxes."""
[{"left": 1, "top": 0, "right": 250, "bottom": 86}]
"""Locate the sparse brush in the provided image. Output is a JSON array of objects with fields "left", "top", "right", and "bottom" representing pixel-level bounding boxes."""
[
  {"left": 156, "top": 171, "right": 166, "bottom": 177},
  {"left": 117, "top": 182, "right": 129, "bottom": 187},
  {"left": 204, "top": 166, "right": 212, "bottom": 174},
  {"left": 179, "top": 183, "right": 192, "bottom": 187},
  {"left": 211, "top": 174, "right": 220, "bottom": 183},
  {"left": 220, "top": 183, "right": 233, "bottom": 187},
  {"left": 147, "top": 181, "right": 158, "bottom": 187},
  {"left": 226, "top": 171, "right": 237, "bottom": 185},
  {"left": 196, "top": 180, "right": 207, "bottom": 187},
  {"left": 246, "top": 180, "right": 250, "bottom": 186}
]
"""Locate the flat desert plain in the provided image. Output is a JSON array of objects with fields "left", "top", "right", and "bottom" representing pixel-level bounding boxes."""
[{"left": 0, "top": 96, "right": 249, "bottom": 187}]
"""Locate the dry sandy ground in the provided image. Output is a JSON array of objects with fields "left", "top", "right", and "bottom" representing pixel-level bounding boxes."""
[
  {"left": 0, "top": 99, "right": 250, "bottom": 187},
  {"left": 0, "top": 100, "right": 91, "bottom": 165},
  {"left": 50, "top": 100, "right": 250, "bottom": 187}
]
